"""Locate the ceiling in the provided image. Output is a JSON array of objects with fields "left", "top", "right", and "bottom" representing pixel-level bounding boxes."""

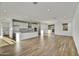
[{"left": 0, "top": 2, "right": 78, "bottom": 24}]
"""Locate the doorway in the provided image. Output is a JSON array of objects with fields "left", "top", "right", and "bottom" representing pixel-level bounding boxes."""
[
  {"left": 2, "top": 22, "right": 10, "bottom": 37},
  {"left": 48, "top": 24, "right": 55, "bottom": 33}
]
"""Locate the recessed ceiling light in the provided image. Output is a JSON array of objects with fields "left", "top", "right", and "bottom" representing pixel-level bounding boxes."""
[
  {"left": 3, "top": 9, "right": 6, "bottom": 13},
  {"left": 64, "top": 16, "right": 67, "bottom": 18},
  {"left": 48, "top": 9, "right": 50, "bottom": 12}
]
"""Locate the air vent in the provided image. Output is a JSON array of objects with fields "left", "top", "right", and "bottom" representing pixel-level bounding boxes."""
[{"left": 33, "top": 2, "right": 38, "bottom": 4}]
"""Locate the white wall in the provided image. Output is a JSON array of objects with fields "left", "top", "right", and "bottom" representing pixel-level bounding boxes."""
[
  {"left": 0, "top": 23, "right": 1, "bottom": 38},
  {"left": 72, "top": 4, "right": 79, "bottom": 54},
  {"left": 55, "top": 20, "right": 72, "bottom": 36},
  {"left": 0, "top": 22, "right": 3, "bottom": 38},
  {"left": 40, "top": 23, "right": 48, "bottom": 35},
  {"left": 40, "top": 19, "right": 72, "bottom": 36}
]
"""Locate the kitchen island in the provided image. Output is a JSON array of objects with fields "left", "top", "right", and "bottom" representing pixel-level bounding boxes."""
[{"left": 15, "top": 32, "right": 38, "bottom": 41}]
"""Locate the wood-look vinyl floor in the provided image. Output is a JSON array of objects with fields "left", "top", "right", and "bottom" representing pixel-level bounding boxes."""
[
  {"left": 0, "top": 37, "right": 15, "bottom": 47},
  {"left": 0, "top": 35, "right": 78, "bottom": 56}
]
